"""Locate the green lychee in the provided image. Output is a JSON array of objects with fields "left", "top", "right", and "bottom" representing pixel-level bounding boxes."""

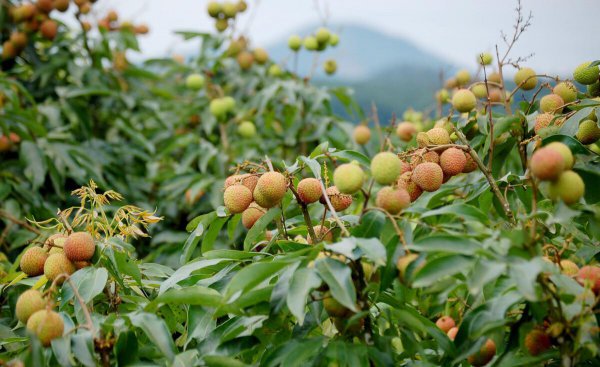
[
  {"left": 255, "top": 172, "right": 288, "bottom": 208},
  {"left": 353, "top": 125, "right": 371, "bottom": 145},
  {"left": 15, "top": 289, "right": 45, "bottom": 324},
  {"left": 548, "top": 170, "right": 584, "bottom": 204},
  {"left": 545, "top": 142, "right": 574, "bottom": 169},
  {"left": 540, "top": 94, "right": 564, "bottom": 113},
  {"left": 185, "top": 74, "right": 204, "bottom": 90},
  {"left": 44, "top": 253, "right": 75, "bottom": 284},
  {"left": 268, "top": 64, "right": 282, "bottom": 77},
  {"left": 26, "top": 309, "right": 64, "bottom": 347},
  {"left": 455, "top": 69, "right": 471, "bottom": 86},
  {"left": 333, "top": 162, "right": 364, "bottom": 195},
  {"left": 514, "top": 67, "right": 537, "bottom": 90},
  {"left": 553, "top": 81, "right": 578, "bottom": 104},
  {"left": 477, "top": 52, "right": 493, "bottom": 65},
  {"left": 426, "top": 127, "right": 451, "bottom": 145},
  {"left": 370, "top": 152, "right": 402, "bottom": 185},
  {"left": 573, "top": 62, "right": 600, "bottom": 85},
  {"left": 253, "top": 48, "right": 268, "bottom": 64},
  {"left": 288, "top": 35, "right": 302, "bottom": 51},
  {"left": 315, "top": 27, "right": 330, "bottom": 44},
  {"left": 20, "top": 247, "right": 48, "bottom": 276},
  {"left": 323, "top": 59, "right": 337, "bottom": 75},
  {"left": 303, "top": 36, "right": 318, "bottom": 51},
  {"left": 238, "top": 121, "right": 256, "bottom": 138},
  {"left": 452, "top": 89, "right": 477, "bottom": 113},
  {"left": 530, "top": 147, "right": 565, "bottom": 181},
  {"left": 576, "top": 119, "right": 600, "bottom": 144}
]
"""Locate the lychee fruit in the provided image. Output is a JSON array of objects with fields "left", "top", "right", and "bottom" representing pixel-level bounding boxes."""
[
  {"left": 288, "top": 35, "right": 302, "bottom": 51},
  {"left": 588, "top": 81, "right": 600, "bottom": 97},
  {"left": 436, "top": 89, "right": 450, "bottom": 104},
  {"left": 222, "top": 1, "right": 238, "bottom": 17},
  {"left": 548, "top": 170, "right": 584, "bottom": 205},
  {"left": 375, "top": 187, "right": 410, "bottom": 215},
  {"left": 15, "top": 289, "right": 45, "bottom": 324},
  {"left": 333, "top": 162, "right": 364, "bottom": 195},
  {"left": 427, "top": 128, "right": 451, "bottom": 145},
  {"left": 320, "top": 186, "right": 352, "bottom": 212},
  {"left": 238, "top": 121, "right": 256, "bottom": 138},
  {"left": 40, "top": 19, "right": 58, "bottom": 40},
  {"left": 488, "top": 72, "right": 502, "bottom": 84},
  {"left": 559, "top": 259, "right": 579, "bottom": 276},
  {"left": 576, "top": 119, "right": 600, "bottom": 144},
  {"left": 315, "top": 27, "right": 330, "bottom": 44},
  {"left": 303, "top": 36, "right": 318, "bottom": 51},
  {"left": 297, "top": 178, "right": 323, "bottom": 204},
  {"left": 411, "top": 162, "right": 444, "bottom": 192},
  {"left": 253, "top": 48, "right": 268, "bottom": 64},
  {"left": 477, "top": 52, "right": 493, "bottom": 65},
  {"left": 416, "top": 132, "right": 430, "bottom": 147},
  {"left": 43, "top": 233, "right": 66, "bottom": 253},
  {"left": 397, "top": 173, "right": 423, "bottom": 202},
  {"left": 545, "top": 142, "right": 574, "bottom": 169},
  {"left": 540, "top": 94, "right": 564, "bottom": 114},
  {"left": 534, "top": 113, "right": 557, "bottom": 134},
  {"left": 64, "top": 231, "right": 95, "bottom": 262},
  {"left": 530, "top": 147, "right": 565, "bottom": 181},
  {"left": 440, "top": 148, "right": 467, "bottom": 176},
  {"left": 323, "top": 59, "right": 337, "bottom": 75},
  {"left": 467, "top": 338, "right": 496, "bottom": 367},
  {"left": 396, "top": 122, "right": 417, "bottom": 142},
  {"left": 576, "top": 265, "right": 600, "bottom": 294},
  {"left": 471, "top": 84, "right": 487, "bottom": 99},
  {"left": 309, "top": 225, "right": 333, "bottom": 243},
  {"left": 573, "top": 62, "right": 600, "bottom": 85},
  {"left": 396, "top": 253, "right": 419, "bottom": 282},
  {"left": 237, "top": 51, "right": 254, "bottom": 70},
  {"left": 242, "top": 203, "right": 266, "bottom": 229},
  {"left": 514, "top": 67, "right": 537, "bottom": 90},
  {"left": 44, "top": 253, "right": 75, "bottom": 284},
  {"left": 20, "top": 247, "right": 49, "bottom": 277},
  {"left": 268, "top": 64, "right": 282, "bottom": 77},
  {"left": 223, "top": 184, "right": 253, "bottom": 214},
  {"left": 553, "top": 82, "right": 578, "bottom": 104},
  {"left": 370, "top": 152, "right": 402, "bottom": 185},
  {"left": 3, "top": 42, "right": 18, "bottom": 60},
  {"left": 462, "top": 153, "right": 478, "bottom": 173},
  {"left": 37, "top": 0, "right": 54, "bottom": 13},
  {"left": 215, "top": 18, "right": 229, "bottom": 32},
  {"left": 9, "top": 32, "right": 27, "bottom": 51},
  {"left": 524, "top": 329, "right": 552, "bottom": 356},
  {"left": 26, "top": 309, "right": 64, "bottom": 347},
  {"left": 452, "top": 89, "right": 477, "bottom": 113},
  {"left": 455, "top": 69, "right": 470, "bottom": 86},
  {"left": 185, "top": 73, "right": 205, "bottom": 90},
  {"left": 436, "top": 316, "right": 456, "bottom": 333},
  {"left": 353, "top": 125, "right": 371, "bottom": 145},
  {"left": 323, "top": 292, "right": 350, "bottom": 318},
  {"left": 255, "top": 172, "right": 288, "bottom": 208},
  {"left": 209, "top": 98, "right": 228, "bottom": 118},
  {"left": 207, "top": 1, "right": 222, "bottom": 17},
  {"left": 329, "top": 33, "right": 339, "bottom": 46},
  {"left": 410, "top": 149, "right": 439, "bottom": 168}
]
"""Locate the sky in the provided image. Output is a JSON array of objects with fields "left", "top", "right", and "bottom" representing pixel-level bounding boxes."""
[{"left": 86, "top": 0, "right": 600, "bottom": 75}]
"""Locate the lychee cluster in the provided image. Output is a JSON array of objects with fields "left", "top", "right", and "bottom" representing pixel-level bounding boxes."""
[
  {"left": 15, "top": 289, "right": 64, "bottom": 347},
  {"left": 206, "top": 1, "right": 247, "bottom": 33},
  {"left": 288, "top": 27, "right": 339, "bottom": 53},
  {"left": 209, "top": 96, "right": 236, "bottom": 119}
]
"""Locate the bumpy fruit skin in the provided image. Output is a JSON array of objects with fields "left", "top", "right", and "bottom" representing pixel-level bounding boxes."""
[
  {"left": 320, "top": 186, "right": 352, "bottom": 211},
  {"left": 463, "top": 153, "right": 478, "bottom": 173},
  {"left": 534, "top": 113, "right": 556, "bottom": 134},
  {"left": 545, "top": 142, "right": 574, "bottom": 169},
  {"left": 514, "top": 67, "right": 537, "bottom": 90},
  {"left": 397, "top": 173, "right": 423, "bottom": 202},
  {"left": 297, "top": 178, "right": 322, "bottom": 204},
  {"left": 524, "top": 329, "right": 551, "bottom": 356},
  {"left": 20, "top": 247, "right": 48, "bottom": 276},
  {"left": 576, "top": 265, "right": 600, "bottom": 294},
  {"left": 467, "top": 339, "right": 496, "bottom": 367},
  {"left": 309, "top": 225, "right": 333, "bottom": 243},
  {"left": 576, "top": 119, "right": 600, "bottom": 144},
  {"left": 427, "top": 128, "right": 451, "bottom": 145},
  {"left": 323, "top": 59, "right": 337, "bottom": 75},
  {"left": 411, "top": 162, "right": 443, "bottom": 192},
  {"left": 573, "top": 62, "right": 600, "bottom": 85},
  {"left": 452, "top": 89, "right": 477, "bottom": 113},
  {"left": 588, "top": 81, "right": 600, "bottom": 97},
  {"left": 44, "top": 253, "right": 75, "bottom": 284},
  {"left": 16, "top": 289, "right": 45, "bottom": 324},
  {"left": 238, "top": 121, "right": 256, "bottom": 138},
  {"left": 548, "top": 170, "right": 584, "bottom": 205},
  {"left": 416, "top": 132, "right": 430, "bottom": 148},
  {"left": 540, "top": 94, "right": 564, "bottom": 113},
  {"left": 353, "top": 125, "right": 371, "bottom": 145},
  {"left": 323, "top": 293, "right": 350, "bottom": 318},
  {"left": 375, "top": 187, "right": 410, "bottom": 215},
  {"left": 242, "top": 203, "right": 266, "bottom": 229},
  {"left": 396, "top": 122, "right": 417, "bottom": 141},
  {"left": 455, "top": 69, "right": 470, "bottom": 85},
  {"left": 185, "top": 74, "right": 204, "bottom": 90},
  {"left": 333, "top": 163, "right": 364, "bottom": 194},
  {"left": 559, "top": 259, "right": 579, "bottom": 276},
  {"left": 553, "top": 82, "right": 578, "bottom": 104},
  {"left": 43, "top": 233, "right": 66, "bottom": 253},
  {"left": 253, "top": 48, "right": 268, "bottom": 64},
  {"left": 288, "top": 35, "right": 302, "bottom": 51},
  {"left": 410, "top": 149, "right": 439, "bottom": 168},
  {"left": 440, "top": 148, "right": 467, "bottom": 176},
  {"left": 370, "top": 152, "right": 402, "bottom": 185},
  {"left": 223, "top": 184, "right": 253, "bottom": 214},
  {"left": 530, "top": 147, "right": 565, "bottom": 181},
  {"left": 471, "top": 84, "right": 487, "bottom": 99},
  {"left": 26, "top": 310, "right": 64, "bottom": 347},
  {"left": 64, "top": 232, "right": 95, "bottom": 262},
  {"left": 435, "top": 316, "right": 456, "bottom": 333},
  {"left": 255, "top": 172, "right": 287, "bottom": 208}
]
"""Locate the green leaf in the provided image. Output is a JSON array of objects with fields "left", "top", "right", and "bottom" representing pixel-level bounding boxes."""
[
  {"left": 129, "top": 312, "right": 176, "bottom": 361},
  {"left": 410, "top": 235, "right": 481, "bottom": 255},
  {"left": 146, "top": 286, "right": 222, "bottom": 312},
  {"left": 286, "top": 267, "right": 322, "bottom": 324},
  {"left": 419, "top": 204, "right": 489, "bottom": 224},
  {"left": 315, "top": 258, "right": 358, "bottom": 312},
  {"left": 329, "top": 150, "right": 370, "bottom": 167},
  {"left": 115, "top": 331, "right": 139, "bottom": 367},
  {"left": 223, "top": 261, "right": 289, "bottom": 299},
  {"left": 20, "top": 141, "right": 47, "bottom": 190},
  {"left": 413, "top": 255, "right": 472, "bottom": 287},
  {"left": 202, "top": 217, "right": 228, "bottom": 253}
]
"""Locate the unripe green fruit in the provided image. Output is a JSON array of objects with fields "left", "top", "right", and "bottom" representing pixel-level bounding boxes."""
[
  {"left": 242, "top": 203, "right": 266, "bottom": 229},
  {"left": 27, "top": 310, "right": 64, "bottom": 347},
  {"left": 549, "top": 170, "right": 584, "bottom": 205},
  {"left": 435, "top": 316, "right": 456, "bottom": 333},
  {"left": 434, "top": 118, "right": 453, "bottom": 134},
  {"left": 20, "top": 247, "right": 48, "bottom": 276},
  {"left": 440, "top": 147, "right": 467, "bottom": 176},
  {"left": 222, "top": 96, "right": 236, "bottom": 111},
  {"left": 540, "top": 94, "right": 564, "bottom": 113},
  {"left": 436, "top": 89, "right": 450, "bottom": 104},
  {"left": 370, "top": 152, "right": 402, "bottom": 185},
  {"left": 215, "top": 18, "right": 228, "bottom": 32},
  {"left": 396, "top": 122, "right": 417, "bottom": 142},
  {"left": 452, "top": 89, "right": 477, "bottom": 113},
  {"left": 545, "top": 142, "right": 574, "bottom": 169},
  {"left": 253, "top": 48, "right": 268, "bottom": 64},
  {"left": 530, "top": 147, "right": 565, "bottom": 181},
  {"left": 323, "top": 292, "right": 350, "bottom": 317},
  {"left": 320, "top": 186, "right": 352, "bottom": 211},
  {"left": 471, "top": 84, "right": 487, "bottom": 99},
  {"left": 186, "top": 73, "right": 204, "bottom": 90},
  {"left": 353, "top": 125, "right": 371, "bottom": 145},
  {"left": 588, "top": 81, "right": 600, "bottom": 97},
  {"left": 303, "top": 36, "right": 318, "bottom": 51},
  {"left": 255, "top": 172, "right": 287, "bottom": 208},
  {"left": 315, "top": 27, "right": 330, "bottom": 44},
  {"left": 396, "top": 253, "right": 419, "bottom": 282},
  {"left": 426, "top": 127, "right": 451, "bottom": 145},
  {"left": 236, "top": 0, "right": 247, "bottom": 12},
  {"left": 16, "top": 289, "right": 45, "bottom": 324},
  {"left": 468, "top": 339, "right": 496, "bottom": 367},
  {"left": 416, "top": 132, "right": 430, "bottom": 148},
  {"left": 288, "top": 35, "right": 302, "bottom": 51},
  {"left": 455, "top": 69, "right": 470, "bottom": 86},
  {"left": 553, "top": 82, "right": 578, "bottom": 104},
  {"left": 333, "top": 163, "right": 364, "bottom": 194},
  {"left": 238, "top": 121, "right": 256, "bottom": 138},
  {"left": 297, "top": 178, "right": 323, "bottom": 204},
  {"left": 64, "top": 232, "right": 95, "bottom": 262},
  {"left": 477, "top": 52, "right": 493, "bottom": 65},
  {"left": 209, "top": 98, "right": 228, "bottom": 118},
  {"left": 268, "top": 64, "right": 282, "bottom": 77},
  {"left": 375, "top": 186, "right": 410, "bottom": 215},
  {"left": 576, "top": 119, "right": 600, "bottom": 144},
  {"left": 576, "top": 265, "right": 600, "bottom": 294},
  {"left": 411, "top": 162, "right": 443, "bottom": 192},
  {"left": 44, "top": 253, "right": 75, "bottom": 284},
  {"left": 514, "top": 67, "right": 537, "bottom": 90},
  {"left": 237, "top": 51, "right": 254, "bottom": 70},
  {"left": 329, "top": 33, "right": 339, "bottom": 46},
  {"left": 524, "top": 329, "right": 552, "bottom": 356},
  {"left": 323, "top": 59, "right": 337, "bottom": 75},
  {"left": 223, "top": 184, "right": 253, "bottom": 214},
  {"left": 573, "top": 62, "right": 599, "bottom": 85},
  {"left": 222, "top": 1, "right": 238, "bottom": 17},
  {"left": 207, "top": 1, "right": 222, "bottom": 17}
]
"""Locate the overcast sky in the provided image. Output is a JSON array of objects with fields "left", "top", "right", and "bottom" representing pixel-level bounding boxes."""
[{"left": 89, "top": 0, "right": 600, "bottom": 75}]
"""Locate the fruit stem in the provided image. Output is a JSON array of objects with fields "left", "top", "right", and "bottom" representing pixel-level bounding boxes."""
[{"left": 288, "top": 181, "right": 317, "bottom": 242}]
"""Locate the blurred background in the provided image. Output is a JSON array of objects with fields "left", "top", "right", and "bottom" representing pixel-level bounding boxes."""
[{"left": 60, "top": 0, "right": 600, "bottom": 117}]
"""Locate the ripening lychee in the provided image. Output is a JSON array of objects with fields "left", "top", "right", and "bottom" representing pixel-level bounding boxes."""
[
  {"left": 548, "top": 170, "right": 584, "bottom": 205},
  {"left": 468, "top": 339, "right": 496, "bottom": 367},
  {"left": 544, "top": 142, "right": 574, "bottom": 169},
  {"left": 416, "top": 132, "right": 430, "bottom": 148},
  {"left": 396, "top": 122, "right": 417, "bottom": 142},
  {"left": 463, "top": 153, "right": 478, "bottom": 173},
  {"left": 514, "top": 67, "right": 537, "bottom": 90},
  {"left": 396, "top": 253, "right": 419, "bottom": 282},
  {"left": 573, "top": 62, "right": 600, "bottom": 85},
  {"left": 242, "top": 203, "right": 266, "bottom": 229},
  {"left": 488, "top": 72, "right": 502, "bottom": 84},
  {"left": 37, "top": 0, "right": 53, "bottom": 13},
  {"left": 237, "top": 0, "right": 248, "bottom": 12},
  {"left": 452, "top": 89, "right": 477, "bottom": 113},
  {"left": 15, "top": 289, "right": 45, "bottom": 324},
  {"left": 445, "top": 78, "right": 458, "bottom": 89},
  {"left": 370, "top": 152, "right": 402, "bottom": 185},
  {"left": 255, "top": 171, "right": 288, "bottom": 208},
  {"left": 435, "top": 316, "right": 456, "bottom": 333},
  {"left": 297, "top": 178, "right": 322, "bottom": 204},
  {"left": 44, "top": 253, "right": 75, "bottom": 284},
  {"left": 524, "top": 329, "right": 551, "bottom": 356},
  {"left": 26, "top": 309, "right": 64, "bottom": 347},
  {"left": 309, "top": 225, "right": 333, "bottom": 244},
  {"left": 64, "top": 232, "right": 95, "bottom": 262},
  {"left": 576, "top": 119, "right": 600, "bottom": 144},
  {"left": 20, "top": 247, "right": 48, "bottom": 276},
  {"left": 333, "top": 162, "right": 364, "bottom": 195},
  {"left": 323, "top": 292, "right": 350, "bottom": 318},
  {"left": 410, "top": 149, "right": 439, "bottom": 168},
  {"left": 540, "top": 94, "right": 564, "bottom": 113},
  {"left": 426, "top": 128, "right": 451, "bottom": 145},
  {"left": 488, "top": 88, "right": 502, "bottom": 103},
  {"left": 397, "top": 173, "right": 423, "bottom": 202},
  {"left": 237, "top": 51, "right": 254, "bottom": 70},
  {"left": 9, "top": 31, "right": 27, "bottom": 51},
  {"left": 40, "top": 20, "right": 58, "bottom": 40},
  {"left": 534, "top": 113, "right": 556, "bottom": 134},
  {"left": 353, "top": 125, "right": 371, "bottom": 145},
  {"left": 185, "top": 73, "right": 204, "bottom": 90},
  {"left": 553, "top": 82, "right": 578, "bottom": 104},
  {"left": 471, "top": 84, "right": 487, "bottom": 99},
  {"left": 440, "top": 148, "right": 467, "bottom": 176},
  {"left": 253, "top": 48, "right": 268, "bottom": 64},
  {"left": 559, "top": 259, "right": 579, "bottom": 276},
  {"left": 411, "top": 162, "right": 443, "bottom": 192},
  {"left": 43, "top": 234, "right": 65, "bottom": 254},
  {"left": 238, "top": 121, "right": 256, "bottom": 138},
  {"left": 320, "top": 186, "right": 353, "bottom": 211},
  {"left": 530, "top": 147, "right": 565, "bottom": 181},
  {"left": 375, "top": 187, "right": 410, "bottom": 215},
  {"left": 268, "top": 64, "right": 282, "bottom": 77},
  {"left": 223, "top": 184, "right": 253, "bottom": 214},
  {"left": 576, "top": 265, "right": 600, "bottom": 294},
  {"left": 455, "top": 69, "right": 470, "bottom": 86},
  {"left": 288, "top": 35, "right": 302, "bottom": 51}
]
